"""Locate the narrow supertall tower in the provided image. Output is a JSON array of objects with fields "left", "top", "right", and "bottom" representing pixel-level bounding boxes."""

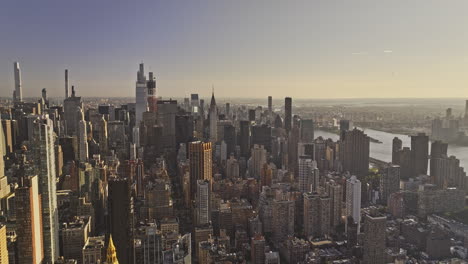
[
  {"left": 13, "top": 62, "right": 22, "bottom": 102},
  {"left": 135, "top": 63, "right": 147, "bottom": 125},
  {"left": 65, "top": 69, "right": 69, "bottom": 98},
  {"left": 147, "top": 72, "right": 157, "bottom": 113}
]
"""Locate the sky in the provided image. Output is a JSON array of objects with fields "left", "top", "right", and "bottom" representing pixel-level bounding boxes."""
[{"left": 1, "top": 0, "right": 468, "bottom": 99}]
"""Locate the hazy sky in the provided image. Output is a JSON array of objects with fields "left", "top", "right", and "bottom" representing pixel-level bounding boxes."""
[{"left": 1, "top": 0, "right": 468, "bottom": 99}]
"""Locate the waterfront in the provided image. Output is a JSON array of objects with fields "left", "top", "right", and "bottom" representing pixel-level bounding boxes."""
[{"left": 316, "top": 128, "right": 468, "bottom": 169}]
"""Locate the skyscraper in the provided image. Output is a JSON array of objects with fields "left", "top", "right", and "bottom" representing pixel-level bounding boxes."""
[
  {"left": 303, "top": 192, "right": 331, "bottom": 238},
  {"left": 135, "top": 63, "right": 147, "bottom": 125},
  {"left": 284, "top": 97, "right": 292, "bottom": 131},
  {"left": 0, "top": 225, "right": 8, "bottom": 264},
  {"left": 267, "top": 95, "right": 272, "bottom": 111},
  {"left": 300, "top": 119, "right": 314, "bottom": 143},
  {"left": 392, "top": 137, "right": 402, "bottom": 164},
  {"left": 429, "top": 140, "right": 448, "bottom": 177},
  {"left": 146, "top": 72, "right": 157, "bottom": 113},
  {"left": 239, "top": 120, "right": 250, "bottom": 158},
  {"left": 13, "top": 62, "right": 22, "bottom": 103},
  {"left": 339, "top": 120, "right": 350, "bottom": 140},
  {"left": 271, "top": 199, "right": 295, "bottom": 243},
  {"left": 65, "top": 69, "right": 69, "bottom": 98},
  {"left": 0, "top": 125, "right": 10, "bottom": 200},
  {"left": 32, "top": 116, "right": 59, "bottom": 263},
  {"left": 411, "top": 133, "right": 429, "bottom": 176},
  {"left": 249, "top": 144, "right": 267, "bottom": 179},
  {"left": 251, "top": 235, "right": 266, "bottom": 264},
  {"left": 298, "top": 156, "right": 318, "bottom": 193},
  {"left": 77, "top": 108, "right": 89, "bottom": 162},
  {"left": 346, "top": 176, "right": 361, "bottom": 230},
  {"left": 196, "top": 180, "right": 211, "bottom": 226},
  {"left": 209, "top": 91, "right": 218, "bottom": 143},
  {"left": 63, "top": 86, "right": 83, "bottom": 136},
  {"left": 431, "top": 156, "right": 466, "bottom": 189},
  {"left": 189, "top": 141, "right": 213, "bottom": 199},
  {"left": 15, "top": 175, "right": 44, "bottom": 264},
  {"left": 380, "top": 165, "right": 400, "bottom": 205},
  {"left": 340, "top": 128, "right": 370, "bottom": 178},
  {"left": 326, "top": 180, "right": 343, "bottom": 229},
  {"left": 107, "top": 178, "right": 134, "bottom": 264},
  {"left": 363, "top": 212, "right": 386, "bottom": 264}
]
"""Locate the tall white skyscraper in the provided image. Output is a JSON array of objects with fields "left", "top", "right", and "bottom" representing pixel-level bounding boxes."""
[
  {"left": 135, "top": 63, "right": 147, "bottom": 125},
  {"left": 77, "top": 108, "right": 88, "bottom": 161},
  {"left": 13, "top": 62, "right": 22, "bottom": 102},
  {"left": 32, "top": 115, "right": 59, "bottom": 263},
  {"left": 196, "top": 180, "right": 210, "bottom": 225},
  {"left": 346, "top": 175, "right": 362, "bottom": 230}
]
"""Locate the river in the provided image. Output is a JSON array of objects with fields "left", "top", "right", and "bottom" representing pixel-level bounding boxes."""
[{"left": 315, "top": 128, "right": 468, "bottom": 169}]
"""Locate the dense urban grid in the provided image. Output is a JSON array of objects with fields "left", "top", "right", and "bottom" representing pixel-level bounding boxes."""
[{"left": 1, "top": 62, "right": 468, "bottom": 264}]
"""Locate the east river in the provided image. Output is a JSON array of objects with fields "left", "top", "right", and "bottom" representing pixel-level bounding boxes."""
[{"left": 315, "top": 128, "right": 468, "bottom": 169}]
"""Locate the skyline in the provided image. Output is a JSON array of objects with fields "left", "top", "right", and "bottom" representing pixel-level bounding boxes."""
[{"left": 2, "top": 0, "right": 468, "bottom": 98}]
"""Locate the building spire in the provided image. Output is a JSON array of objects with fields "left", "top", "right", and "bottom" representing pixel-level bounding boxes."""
[
  {"left": 210, "top": 84, "right": 216, "bottom": 108},
  {"left": 106, "top": 234, "right": 119, "bottom": 264}
]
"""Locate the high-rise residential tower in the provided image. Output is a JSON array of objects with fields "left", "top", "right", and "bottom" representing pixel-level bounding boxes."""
[
  {"left": 340, "top": 129, "right": 370, "bottom": 178},
  {"left": 363, "top": 212, "right": 386, "bottom": 264},
  {"left": 303, "top": 192, "right": 331, "bottom": 238},
  {"left": 346, "top": 176, "right": 361, "bottom": 230},
  {"left": 135, "top": 63, "right": 147, "bottom": 125},
  {"left": 65, "top": 69, "right": 69, "bottom": 98},
  {"left": 13, "top": 62, "right": 23, "bottom": 103},
  {"left": 298, "top": 156, "right": 318, "bottom": 193},
  {"left": 77, "top": 108, "right": 88, "bottom": 162},
  {"left": 15, "top": 175, "right": 44, "bottom": 264},
  {"left": 284, "top": 97, "right": 292, "bottom": 131},
  {"left": 411, "top": 133, "right": 429, "bottom": 176},
  {"left": 268, "top": 96, "right": 272, "bottom": 113},
  {"left": 300, "top": 119, "right": 314, "bottom": 143},
  {"left": 32, "top": 116, "right": 60, "bottom": 263},
  {"left": 239, "top": 121, "right": 250, "bottom": 158},
  {"left": 392, "top": 137, "right": 402, "bottom": 164},
  {"left": 196, "top": 180, "right": 211, "bottom": 226},
  {"left": 380, "top": 165, "right": 400, "bottom": 205}
]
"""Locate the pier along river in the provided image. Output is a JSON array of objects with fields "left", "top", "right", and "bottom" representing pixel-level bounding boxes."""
[{"left": 315, "top": 128, "right": 468, "bottom": 169}]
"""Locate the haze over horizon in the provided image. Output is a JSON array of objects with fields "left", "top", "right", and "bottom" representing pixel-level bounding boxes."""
[{"left": 2, "top": 0, "right": 468, "bottom": 98}]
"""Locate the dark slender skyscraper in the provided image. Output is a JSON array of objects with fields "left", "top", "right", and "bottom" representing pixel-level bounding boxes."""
[
  {"left": 411, "top": 133, "right": 429, "bottom": 176},
  {"left": 65, "top": 69, "right": 69, "bottom": 98},
  {"left": 268, "top": 96, "right": 272, "bottom": 113},
  {"left": 107, "top": 178, "right": 134, "bottom": 264},
  {"left": 284, "top": 97, "right": 292, "bottom": 131},
  {"left": 392, "top": 137, "right": 402, "bottom": 164},
  {"left": 239, "top": 120, "right": 250, "bottom": 158}
]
